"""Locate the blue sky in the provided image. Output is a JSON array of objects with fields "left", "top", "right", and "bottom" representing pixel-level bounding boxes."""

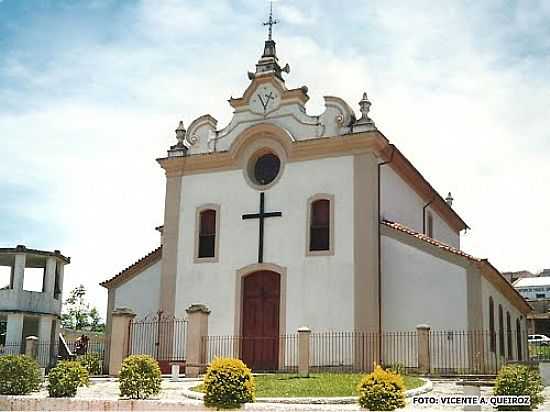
[{"left": 1, "top": 0, "right": 550, "bottom": 317}]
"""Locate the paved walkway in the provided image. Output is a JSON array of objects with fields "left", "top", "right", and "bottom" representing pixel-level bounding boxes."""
[{"left": 4, "top": 378, "right": 550, "bottom": 411}]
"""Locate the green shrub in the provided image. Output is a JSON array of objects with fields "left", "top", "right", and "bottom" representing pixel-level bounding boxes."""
[
  {"left": 47, "top": 361, "right": 90, "bottom": 398},
  {"left": 119, "top": 355, "right": 161, "bottom": 400},
  {"left": 357, "top": 365, "right": 406, "bottom": 411},
  {"left": 203, "top": 357, "right": 255, "bottom": 409},
  {"left": 493, "top": 364, "right": 544, "bottom": 411},
  {"left": 0, "top": 355, "right": 42, "bottom": 395},
  {"left": 78, "top": 353, "right": 102, "bottom": 375}
]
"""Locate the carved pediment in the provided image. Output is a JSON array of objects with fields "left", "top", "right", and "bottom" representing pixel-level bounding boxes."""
[{"left": 169, "top": 37, "right": 376, "bottom": 157}]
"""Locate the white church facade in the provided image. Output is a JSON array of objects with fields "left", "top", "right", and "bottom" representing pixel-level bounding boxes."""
[{"left": 101, "top": 31, "right": 530, "bottom": 371}]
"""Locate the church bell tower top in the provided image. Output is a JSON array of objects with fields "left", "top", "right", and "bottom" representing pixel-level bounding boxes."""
[{"left": 250, "top": 1, "right": 290, "bottom": 82}]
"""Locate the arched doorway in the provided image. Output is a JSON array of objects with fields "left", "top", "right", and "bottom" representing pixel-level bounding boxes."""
[{"left": 241, "top": 270, "right": 280, "bottom": 370}]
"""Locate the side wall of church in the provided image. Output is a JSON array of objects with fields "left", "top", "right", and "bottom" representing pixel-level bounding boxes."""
[
  {"left": 381, "top": 235, "right": 469, "bottom": 331},
  {"left": 481, "top": 276, "right": 528, "bottom": 359},
  {"left": 380, "top": 167, "right": 459, "bottom": 248},
  {"left": 175, "top": 156, "right": 356, "bottom": 336},
  {"left": 113, "top": 260, "right": 161, "bottom": 320}
]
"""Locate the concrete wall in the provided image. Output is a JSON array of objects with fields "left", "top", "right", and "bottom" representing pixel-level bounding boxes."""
[
  {"left": 114, "top": 260, "right": 161, "bottom": 320},
  {"left": 381, "top": 234, "right": 469, "bottom": 331},
  {"left": 0, "top": 289, "right": 62, "bottom": 315},
  {"left": 380, "top": 167, "right": 459, "bottom": 248},
  {"left": 175, "top": 156, "right": 356, "bottom": 335}
]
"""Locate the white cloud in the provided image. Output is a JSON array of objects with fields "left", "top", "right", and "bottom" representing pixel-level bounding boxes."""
[{"left": 1, "top": 0, "right": 550, "bottom": 318}]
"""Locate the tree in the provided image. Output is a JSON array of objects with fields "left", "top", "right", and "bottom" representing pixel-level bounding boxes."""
[{"left": 61, "top": 285, "right": 105, "bottom": 333}]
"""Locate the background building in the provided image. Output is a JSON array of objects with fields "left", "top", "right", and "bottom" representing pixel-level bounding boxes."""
[{"left": 514, "top": 276, "right": 550, "bottom": 335}]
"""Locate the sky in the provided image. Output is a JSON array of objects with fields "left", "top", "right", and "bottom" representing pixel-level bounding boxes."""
[{"left": 1, "top": 0, "right": 549, "bottom": 319}]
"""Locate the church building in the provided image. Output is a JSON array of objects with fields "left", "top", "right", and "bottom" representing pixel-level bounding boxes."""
[{"left": 100, "top": 22, "right": 530, "bottom": 371}]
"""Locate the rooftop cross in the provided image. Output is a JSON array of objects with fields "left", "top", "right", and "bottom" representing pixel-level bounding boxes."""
[{"left": 263, "top": 1, "right": 278, "bottom": 41}]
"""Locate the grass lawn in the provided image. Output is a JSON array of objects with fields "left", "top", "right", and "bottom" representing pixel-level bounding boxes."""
[{"left": 192, "top": 373, "right": 424, "bottom": 398}]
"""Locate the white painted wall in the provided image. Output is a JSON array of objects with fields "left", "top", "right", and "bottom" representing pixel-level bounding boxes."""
[
  {"left": 114, "top": 260, "right": 161, "bottom": 320},
  {"left": 380, "top": 167, "right": 459, "bottom": 248},
  {"left": 381, "top": 234, "right": 468, "bottom": 331},
  {"left": 481, "top": 274, "right": 527, "bottom": 360},
  {"left": 175, "top": 156, "right": 356, "bottom": 336}
]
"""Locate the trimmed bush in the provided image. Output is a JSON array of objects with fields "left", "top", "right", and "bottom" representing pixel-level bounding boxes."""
[
  {"left": 357, "top": 365, "right": 406, "bottom": 411},
  {"left": 119, "top": 355, "right": 161, "bottom": 400},
  {"left": 0, "top": 355, "right": 42, "bottom": 395},
  {"left": 203, "top": 357, "right": 255, "bottom": 409},
  {"left": 78, "top": 353, "right": 102, "bottom": 376},
  {"left": 493, "top": 364, "right": 544, "bottom": 411},
  {"left": 48, "top": 361, "right": 90, "bottom": 398}
]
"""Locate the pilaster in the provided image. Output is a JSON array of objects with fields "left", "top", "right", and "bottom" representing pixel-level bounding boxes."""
[
  {"left": 159, "top": 175, "right": 183, "bottom": 316},
  {"left": 12, "top": 251, "right": 26, "bottom": 291},
  {"left": 6, "top": 312, "right": 24, "bottom": 346},
  {"left": 43, "top": 257, "right": 56, "bottom": 295}
]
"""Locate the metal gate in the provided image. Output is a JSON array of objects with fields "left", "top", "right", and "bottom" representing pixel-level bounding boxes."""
[{"left": 128, "top": 312, "right": 187, "bottom": 373}]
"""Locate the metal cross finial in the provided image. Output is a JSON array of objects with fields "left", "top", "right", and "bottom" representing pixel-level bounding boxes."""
[{"left": 263, "top": 1, "right": 278, "bottom": 41}]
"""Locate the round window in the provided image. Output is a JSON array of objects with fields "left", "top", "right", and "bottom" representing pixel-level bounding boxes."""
[{"left": 253, "top": 153, "right": 281, "bottom": 185}]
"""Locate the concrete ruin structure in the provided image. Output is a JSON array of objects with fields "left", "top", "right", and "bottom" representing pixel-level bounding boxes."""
[{"left": 0, "top": 245, "right": 70, "bottom": 362}]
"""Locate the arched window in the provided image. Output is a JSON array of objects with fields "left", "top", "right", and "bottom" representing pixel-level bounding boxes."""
[
  {"left": 198, "top": 209, "right": 217, "bottom": 259},
  {"left": 506, "top": 312, "right": 512, "bottom": 359},
  {"left": 516, "top": 319, "right": 523, "bottom": 360},
  {"left": 498, "top": 304, "right": 505, "bottom": 356},
  {"left": 309, "top": 198, "right": 332, "bottom": 253},
  {"left": 489, "top": 297, "right": 495, "bottom": 353}
]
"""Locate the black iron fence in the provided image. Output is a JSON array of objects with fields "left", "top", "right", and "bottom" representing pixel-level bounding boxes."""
[
  {"left": 201, "top": 329, "right": 530, "bottom": 376},
  {"left": 309, "top": 331, "right": 418, "bottom": 373},
  {"left": 528, "top": 342, "right": 550, "bottom": 361},
  {"left": 0, "top": 336, "right": 109, "bottom": 374},
  {"left": 128, "top": 315, "right": 187, "bottom": 373},
  {"left": 202, "top": 334, "right": 299, "bottom": 372}
]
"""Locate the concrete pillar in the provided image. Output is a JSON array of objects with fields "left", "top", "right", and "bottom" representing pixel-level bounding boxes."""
[
  {"left": 12, "top": 249, "right": 26, "bottom": 291},
  {"left": 6, "top": 312, "right": 24, "bottom": 348},
  {"left": 185, "top": 304, "right": 210, "bottom": 378},
  {"left": 297, "top": 327, "right": 311, "bottom": 377},
  {"left": 25, "top": 336, "right": 38, "bottom": 359},
  {"left": 107, "top": 308, "right": 135, "bottom": 376},
  {"left": 171, "top": 364, "right": 181, "bottom": 382},
  {"left": 417, "top": 324, "right": 431, "bottom": 375},
  {"left": 55, "top": 263, "right": 65, "bottom": 300},
  {"left": 38, "top": 316, "right": 53, "bottom": 344},
  {"left": 43, "top": 257, "right": 56, "bottom": 295}
]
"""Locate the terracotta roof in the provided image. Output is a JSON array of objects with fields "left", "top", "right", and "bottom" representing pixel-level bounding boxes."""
[
  {"left": 100, "top": 246, "right": 162, "bottom": 289},
  {"left": 382, "top": 220, "right": 531, "bottom": 314},
  {"left": 382, "top": 220, "right": 480, "bottom": 263}
]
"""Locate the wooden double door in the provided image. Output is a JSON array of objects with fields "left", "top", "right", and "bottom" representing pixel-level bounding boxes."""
[{"left": 241, "top": 270, "right": 280, "bottom": 371}]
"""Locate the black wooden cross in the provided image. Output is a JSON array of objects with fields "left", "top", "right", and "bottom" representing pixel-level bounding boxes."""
[{"left": 242, "top": 192, "right": 282, "bottom": 263}]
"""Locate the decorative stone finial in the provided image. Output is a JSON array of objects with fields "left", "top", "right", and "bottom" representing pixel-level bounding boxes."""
[
  {"left": 168, "top": 121, "right": 188, "bottom": 157},
  {"left": 175, "top": 121, "right": 186, "bottom": 146},
  {"left": 359, "top": 92, "right": 372, "bottom": 122},
  {"left": 353, "top": 92, "right": 376, "bottom": 131},
  {"left": 445, "top": 192, "right": 454, "bottom": 207}
]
